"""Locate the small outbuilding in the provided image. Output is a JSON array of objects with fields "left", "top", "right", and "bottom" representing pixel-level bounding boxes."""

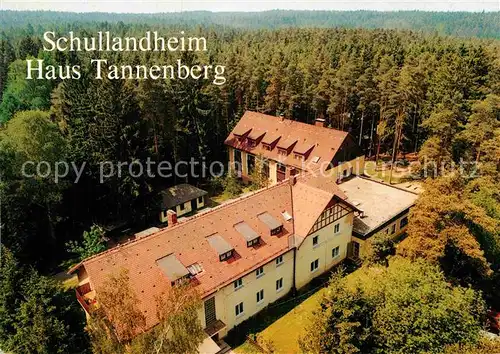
[{"left": 159, "top": 184, "right": 207, "bottom": 223}]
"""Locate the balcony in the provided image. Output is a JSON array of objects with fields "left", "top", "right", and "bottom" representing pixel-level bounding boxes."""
[{"left": 75, "top": 282, "right": 96, "bottom": 314}]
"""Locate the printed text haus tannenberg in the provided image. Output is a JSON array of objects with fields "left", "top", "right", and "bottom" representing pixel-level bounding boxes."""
[{"left": 70, "top": 111, "right": 418, "bottom": 352}]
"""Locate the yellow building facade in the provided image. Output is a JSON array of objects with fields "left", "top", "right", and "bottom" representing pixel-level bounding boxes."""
[{"left": 199, "top": 248, "right": 295, "bottom": 337}]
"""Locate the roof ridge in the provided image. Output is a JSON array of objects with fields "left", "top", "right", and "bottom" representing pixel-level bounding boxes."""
[
  {"left": 77, "top": 179, "right": 292, "bottom": 268},
  {"left": 247, "top": 110, "right": 349, "bottom": 135}
]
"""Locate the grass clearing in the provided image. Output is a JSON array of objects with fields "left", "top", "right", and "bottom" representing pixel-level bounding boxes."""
[
  {"left": 231, "top": 262, "right": 359, "bottom": 353},
  {"left": 210, "top": 185, "right": 254, "bottom": 205},
  {"left": 257, "top": 288, "right": 326, "bottom": 354}
]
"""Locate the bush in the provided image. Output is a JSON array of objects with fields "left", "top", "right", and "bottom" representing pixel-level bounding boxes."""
[
  {"left": 300, "top": 258, "right": 485, "bottom": 354},
  {"left": 223, "top": 170, "right": 243, "bottom": 197}
]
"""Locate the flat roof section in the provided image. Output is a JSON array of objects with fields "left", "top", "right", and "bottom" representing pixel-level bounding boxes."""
[
  {"left": 339, "top": 176, "right": 419, "bottom": 237},
  {"left": 156, "top": 253, "right": 189, "bottom": 281}
]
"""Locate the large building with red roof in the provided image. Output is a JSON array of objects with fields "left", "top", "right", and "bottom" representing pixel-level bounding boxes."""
[
  {"left": 224, "top": 111, "right": 365, "bottom": 183},
  {"left": 70, "top": 112, "right": 419, "bottom": 353}
]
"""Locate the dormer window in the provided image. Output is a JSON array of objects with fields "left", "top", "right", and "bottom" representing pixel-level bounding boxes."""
[
  {"left": 234, "top": 222, "right": 260, "bottom": 248},
  {"left": 263, "top": 143, "right": 272, "bottom": 151},
  {"left": 232, "top": 128, "right": 252, "bottom": 143},
  {"left": 247, "top": 238, "right": 260, "bottom": 247},
  {"left": 293, "top": 153, "right": 304, "bottom": 161},
  {"left": 207, "top": 233, "right": 234, "bottom": 262},
  {"left": 219, "top": 250, "right": 233, "bottom": 261},
  {"left": 258, "top": 212, "right": 283, "bottom": 236},
  {"left": 156, "top": 254, "right": 190, "bottom": 285},
  {"left": 271, "top": 225, "right": 283, "bottom": 236},
  {"left": 247, "top": 138, "right": 256, "bottom": 147},
  {"left": 293, "top": 143, "right": 314, "bottom": 159},
  {"left": 277, "top": 138, "right": 297, "bottom": 155}
]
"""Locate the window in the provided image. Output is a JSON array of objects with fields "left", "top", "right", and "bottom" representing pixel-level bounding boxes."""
[
  {"left": 271, "top": 225, "right": 283, "bottom": 236},
  {"left": 256, "top": 266, "right": 264, "bottom": 278},
  {"left": 332, "top": 246, "right": 340, "bottom": 258},
  {"left": 219, "top": 250, "right": 233, "bottom": 262},
  {"left": 277, "top": 163, "right": 286, "bottom": 172},
  {"left": 256, "top": 289, "right": 264, "bottom": 303},
  {"left": 312, "top": 235, "right": 319, "bottom": 247},
  {"left": 247, "top": 238, "right": 260, "bottom": 247},
  {"left": 400, "top": 216, "right": 409, "bottom": 228},
  {"left": 234, "top": 149, "right": 242, "bottom": 174},
  {"left": 180, "top": 203, "right": 185, "bottom": 211},
  {"left": 263, "top": 143, "right": 272, "bottom": 151},
  {"left": 247, "top": 154, "right": 255, "bottom": 174},
  {"left": 263, "top": 160, "right": 270, "bottom": 178},
  {"left": 234, "top": 278, "right": 243, "bottom": 290},
  {"left": 391, "top": 224, "right": 396, "bottom": 234},
  {"left": 276, "top": 278, "right": 283, "bottom": 292},
  {"left": 310, "top": 259, "right": 319, "bottom": 272},
  {"left": 293, "top": 153, "right": 303, "bottom": 161},
  {"left": 334, "top": 223, "right": 340, "bottom": 234},
  {"left": 247, "top": 138, "right": 256, "bottom": 147},
  {"left": 276, "top": 255, "right": 284, "bottom": 266},
  {"left": 198, "top": 196, "right": 203, "bottom": 204},
  {"left": 235, "top": 302, "right": 244, "bottom": 317},
  {"left": 278, "top": 148, "right": 287, "bottom": 156}
]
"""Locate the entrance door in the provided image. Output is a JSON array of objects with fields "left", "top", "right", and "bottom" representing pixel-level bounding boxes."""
[
  {"left": 353, "top": 241, "right": 360, "bottom": 258},
  {"left": 204, "top": 297, "right": 216, "bottom": 327}
]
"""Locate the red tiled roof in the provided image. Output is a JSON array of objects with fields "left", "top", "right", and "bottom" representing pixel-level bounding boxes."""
[
  {"left": 292, "top": 181, "right": 335, "bottom": 239},
  {"left": 224, "top": 111, "right": 348, "bottom": 170},
  {"left": 72, "top": 174, "right": 354, "bottom": 334}
]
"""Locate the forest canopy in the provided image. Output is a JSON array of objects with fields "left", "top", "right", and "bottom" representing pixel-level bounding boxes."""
[
  {"left": 1, "top": 10, "right": 499, "bottom": 39},
  {"left": 0, "top": 10, "right": 499, "bottom": 354}
]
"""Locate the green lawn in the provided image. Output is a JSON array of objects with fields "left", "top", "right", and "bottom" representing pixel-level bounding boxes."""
[
  {"left": 210, "top": 185, "right": 254, "bottom": 205},
  {"left": 53, "top": 271, "right": 79, "bottom": 290},
  {"left": 232, "top": 288, "right": 326, "bottom": 354},
  {"left": 231, "top": 262, "right": 359, "bottom": 354}
]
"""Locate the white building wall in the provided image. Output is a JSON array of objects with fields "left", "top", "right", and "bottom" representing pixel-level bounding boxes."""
[
  {"left": 199, "top": 248, "right": 295, "bottom": 337},
  {"left": 295, "top": 212, "right": 353, "bottom": 289}
]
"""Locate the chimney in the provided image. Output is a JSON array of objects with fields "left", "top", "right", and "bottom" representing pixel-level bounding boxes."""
[
  {"left": 315, "top": 118, "right": 326, "bottom": 127},
  {"left": 167, "top": 210, "right": 177, "bottom": 226}
]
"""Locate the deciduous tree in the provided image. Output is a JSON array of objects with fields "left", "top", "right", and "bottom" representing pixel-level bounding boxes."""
[{"left": 300, "top": 258, "right": 485, "bottom": 354}]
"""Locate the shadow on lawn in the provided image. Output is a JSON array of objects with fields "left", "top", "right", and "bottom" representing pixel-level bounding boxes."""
[{"left": 224, "top": 260, "right": 359, "bottom": 349}]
